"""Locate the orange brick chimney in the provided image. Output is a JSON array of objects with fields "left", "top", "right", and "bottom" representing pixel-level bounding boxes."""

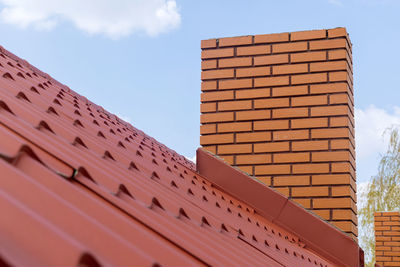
[
  {"left": 375, "top": 212, "right": 400, "bottom": 266},
  {"left": 200, "top": 28, "right": 357, "bottom": 239}
]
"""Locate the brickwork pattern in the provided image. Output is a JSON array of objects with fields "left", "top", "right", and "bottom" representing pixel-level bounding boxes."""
[
  {"left": 200, "top": 28, "right": 357, "bottom": 239},
  {"left": 375, "top": 212, "right": 400, "bottom": 266}
]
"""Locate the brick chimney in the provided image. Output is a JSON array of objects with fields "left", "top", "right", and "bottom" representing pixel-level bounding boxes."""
[
  {"left": 200, "top": 28, "right": 357, "bottom": 239},
  {"left": 375, "top": 212, "right": 400, "bottom": 266}
]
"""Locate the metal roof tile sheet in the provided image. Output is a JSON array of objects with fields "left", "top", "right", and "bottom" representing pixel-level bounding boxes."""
[{"left": 0, "top": 46, "right": 360, "bottom": 266}]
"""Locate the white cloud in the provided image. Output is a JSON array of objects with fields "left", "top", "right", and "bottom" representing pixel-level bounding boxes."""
[
  {"left": 355, "top": 105, "right": 400, "bottom": 160},
  {"left": 355, "top": 105, "right": 400, "bottom": 182},
  {"left": 116, "top": 113, "right": 132, "bottom": 124},
  {"left": 0, "top": 0, "right": 181, "bottom": 39},
  {"left": 185, "top": 155, "right": 196, "bottom": 164}
]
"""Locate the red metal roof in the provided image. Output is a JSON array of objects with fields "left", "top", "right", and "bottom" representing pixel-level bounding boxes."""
[{"left": 0, "top": 45, "right": 363, "bottom": 266}]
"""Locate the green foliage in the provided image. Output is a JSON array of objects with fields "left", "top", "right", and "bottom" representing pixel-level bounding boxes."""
[{"left": 358, "top": 127, "right": 400, "bottom": 266}]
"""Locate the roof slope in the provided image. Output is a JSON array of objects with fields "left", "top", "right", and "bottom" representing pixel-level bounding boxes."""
[{"left": 0, "top": 45, "right": 360, "bottom": 266}]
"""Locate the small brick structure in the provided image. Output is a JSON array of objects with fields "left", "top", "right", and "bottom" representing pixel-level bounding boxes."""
[
  {"left": 375, "top": 212, "right": 400, "bottom": 266},
  {"left": 200, "top": 28, "right": 357, "bottom": 239}
]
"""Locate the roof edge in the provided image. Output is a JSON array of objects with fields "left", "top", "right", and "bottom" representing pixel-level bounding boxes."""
[
  {"left": 0, "top": 45, "right": 69, "bottom": 92},
  {"left": 196, "top": 148, "right": 363, "bottom": 267}
]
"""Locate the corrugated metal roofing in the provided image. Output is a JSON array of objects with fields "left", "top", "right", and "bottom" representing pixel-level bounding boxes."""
[{"left": 0, "top": 45, "right": 361, "bottom": 266}]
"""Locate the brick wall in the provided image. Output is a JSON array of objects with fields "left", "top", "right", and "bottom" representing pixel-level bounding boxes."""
[
  {"left": 375, "top": 212, "right": 400, "bottom": 266},
  {"left": 200, "top": 28, "right": 357, "bottom": 239}
]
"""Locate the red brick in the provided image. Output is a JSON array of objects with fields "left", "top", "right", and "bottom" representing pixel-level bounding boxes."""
[
  {"left": 200, "top": 102, "right": 216, "bottom": 112},
  {"left": 291, "top": 73, "right": 328, "bottom": 85},
  {"left": 221, "top": 155, "right": 234, "bottom": 165},
  {"left": 219, "top": 57, "right": 252, "bottom": 68},
  {"left": 201, "top": 81, "right": 217, "bottom": 91},
  {"left": 236, "top": 154, "right": 271, "bottom": 165},
  {"left": 254, "top": 76, "right": 289, "bottom": 87},
  {"left": 200, "top": 133, "right": 233, "bottom": 145},
  {"left": 218, "top": 144, "right": 252, "bottom": 154},
  {"left": 254, "top": 98, "right": 289, "bottom": 108},
  {"left": 201, "top": 60, "right": 217, "bottom": 70},
  {"left": 312, "top": 174, "right": 353, "bottom": 186},
  {"left": 203, "top": 145, "right": 216, "bottom": 154},
  {"left": 310, "top": 105, "right": 349, "bottom": 117},
  {"left": 292, "top": 140, "right": 328, "bottom": 151},
  {"left": 273, "top": 129, "right": 309, "bottom": 140},
  {"left": 236, "top": 110, "right": 271, "bottom": 121},
  {"left": 218, "top": 100, "right": 252, "bottom": 111},
  {"left": 273, "top": 42, "right": 308, "bottom": 53},
  {"left": 329, "top": 93, "right": 350, "bottom": 105},
  {"left": 272, "top": 107, "right": 308, "bottom": 118},
  {"left": 237, "top": 45, "right": 271, "bottom": 56},
  {"left": 274, "top": 176, "right": 310, "bottom": 186},
  {"left": 238, "top": 165, "right": 253, "bottom": 175},
  {"left": 255, "top": 164, "right": 291, "bottom": 175},
  {"left": 272, "top": 85, "right": 308, "bottom": 97},
  {"left": 274, "top": 187, "right": 290, "bottom": 196},
  {"left": 236, "top": 132, "right": 271, "bottom": 143},
  {"left": 217, "top": 122, "right": 252, "bottom": 133},
  {"left": 219, "top": 79, "right": 252, "bottom": 90},
  {"left": 376, "top": 217, "right": 391, "bottom": 222},
  {"left": 376, "top": 236, "right": 391, "bottom": 242},
  {"left": 254, "top": 142, "right": 290, "bottom": 152},
  {"left": 312, "top": 210, "right": 331, "bottom": 220},
  {"left": 201, "top": 91, "right": 234, "bottom": 102},
  {"left": 293, "top": 163, "right": 330, "bottom": 174},
  {"left": 200, "top": 112, "right": 234, "bottom": 123},
  {"left": 236, "top": 88, "right": 270, "bottom": 99},
  {"left": 200, "top": 124, "right": 216, "bottom": 134},
  {"left": 313, "top": 198, "right": 353, "bottom": 209},
  {"left": 291, "top": 51, "right": 327, "bottom": 63},
  {"left": 292, "top": 95, "right": 328, "bottom": 107},
  {"left": 258, "top": 176, "right": 272, "bottom": 186},
  {"left": 332, "top": 221, "right": 357, "bottom": 233},
  {"left": 201, "top": 69, "right": 234, "bottom": 80},
  {"left": 328, "top": 28, "right": 347, "bottom": 38},
  {"left": 312, "top": 151, "right": 350, "bottom": 162},
  {"left": 292, "top": 186, "right": 329, "bottom": 197},
  {"left": 291, "top": 118, "right": 328, "bottom": 129},
  {"left": 254, "top": 54, "right": 289, "bottom": 65},
  {"left": 310, "top": 83, "right": 349, "bottom": 94},
  {"left": 330, "top": 116, "right": 352, "bottom": 128},
  {"left": 311, "top": 128, "right": 350, "bottom": 139},
  {"left": 290, "top": 29, "right": 326, "bottom": 41},
  {"left": 328, "top": 49, "right": 349, "bottom": 60},
  {"left": 274, "top": 152, "right": 310, "bottom": 163},
  {"left": 237, "top": 67, "right": 270, "bottom": 78},
  {"left": 254, "top": 120, "right": 289, "bottom": 130},
  {"left": 331, "top": 139, "right": 353, "bottom": 150},
  {"left": 331, "top": 162, "right": 355, "bottom": 174},
  {"left": 293, "top": 199, "right": 311, "bottom": 209},
  {"left": 201, "top": 48, "right": 234, "bottom": 59},
  {"left": 310, "top": 61, "right": 348, "bottom": 72},
  {"left": 332, "top": 186, "right": 355, "bottom": 199},
  {"left": 329, "top": 71, "right": 351, "bottom": 83},
  {"left": 201, "top": 39, "right": 217, "bottom": 49},
  {"left": 310, "top": 39, "right": 347, "bottom": 50},
  {"left": 200, "top": 29, "right": 356, "bottom": 239},
  {"left": 254, "top": 33, "right": 289, "bottom": 43},
  {"left": 273, "top": 64, "right": 308, "bottom": 75},
  {"left": 219, "top": 36, "right": 252, "bottom": 47},
  {"left": 333, "top": 210, "right": 355, "bottom": 220}
]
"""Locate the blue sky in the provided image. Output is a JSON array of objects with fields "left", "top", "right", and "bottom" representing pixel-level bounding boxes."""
[{"left": 1, "top": 0, "right": 399, "bottom": 185}]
